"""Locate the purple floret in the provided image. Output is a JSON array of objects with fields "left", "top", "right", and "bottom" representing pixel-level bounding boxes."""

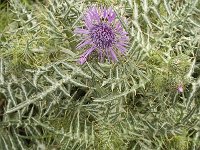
[{"left": 75, "top": 6, "right": 129, "bottom": 64}]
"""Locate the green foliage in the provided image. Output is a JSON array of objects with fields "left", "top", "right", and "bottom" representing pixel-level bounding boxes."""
[
  {"left": 0, "top": 0, "right": 200, "bottom": 149},
  {"left": 0, "top": 3, "right": 14, "bottom": 32}
]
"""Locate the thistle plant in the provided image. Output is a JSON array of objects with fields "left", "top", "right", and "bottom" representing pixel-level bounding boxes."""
[{"left": 0, "top": 0, "right": 200, "bottom": 150}]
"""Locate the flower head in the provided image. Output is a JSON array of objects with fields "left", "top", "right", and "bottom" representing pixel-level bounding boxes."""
[
  {"left": 177, "top": 84, "right": 183, "bottom": 93},
  {"left": 75, "top": 6, "right": 129, "bottom": 64}
]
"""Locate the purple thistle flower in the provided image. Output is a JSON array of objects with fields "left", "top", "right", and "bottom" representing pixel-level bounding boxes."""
[
  {"left": 177, "top": 85, "right": 183, "bottom": 93},
  {"left": 75, "top": 6, "right": 129, "bottom": 64}
]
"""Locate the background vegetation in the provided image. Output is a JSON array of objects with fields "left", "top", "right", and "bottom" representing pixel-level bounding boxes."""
[{"left": 0, "top": 0, "right": 200, "bottom": 149}]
